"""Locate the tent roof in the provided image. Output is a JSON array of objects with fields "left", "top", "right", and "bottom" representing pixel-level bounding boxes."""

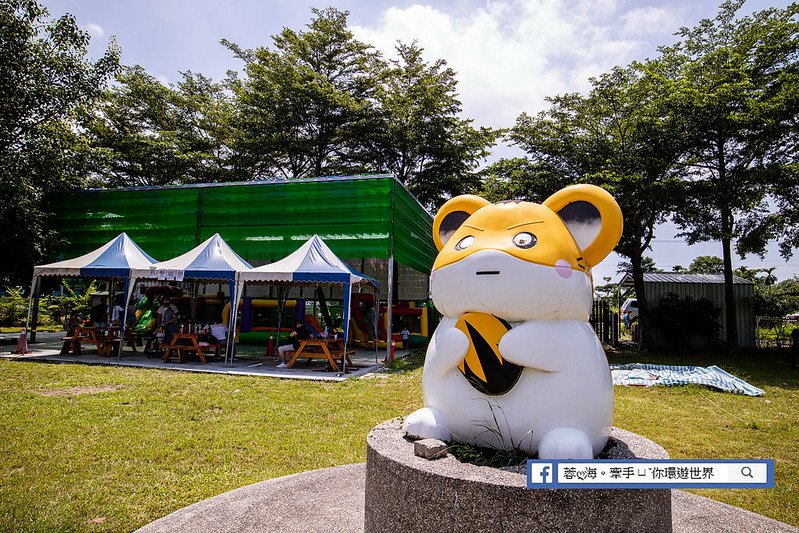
[
  {"left": 239, "top": 235, "right": 379, "bottom": 287},
  {"left": 131, "top": 233, "right": 252, "bottom": 281},
  {"left": 33, "top": 233, "right": 156, "bottom": 278}
]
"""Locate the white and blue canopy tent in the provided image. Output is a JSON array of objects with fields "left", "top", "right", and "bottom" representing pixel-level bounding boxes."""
[
  {"left": 129, "top": 233, "right": 252, "bottom": 362},
  {"left": 236, "top": 234, "right": 380, "bottom": 373},
  {"left": 27, "top": 233, "right": 157, "bottom": 347}
]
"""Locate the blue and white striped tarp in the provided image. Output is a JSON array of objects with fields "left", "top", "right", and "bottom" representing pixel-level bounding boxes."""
[{"left": 610, "top": 363, "right": 765, "bottom": 396}]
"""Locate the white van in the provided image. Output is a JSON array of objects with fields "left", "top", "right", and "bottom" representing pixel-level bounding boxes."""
[{"left": 621, "top": 299, "right": 638, "bottom": 321}]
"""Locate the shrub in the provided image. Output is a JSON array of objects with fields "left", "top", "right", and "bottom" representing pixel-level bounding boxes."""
[
  {"left": 0, "top": 287, "right": 29, "bottom": 327},
  {"left": 650, "top": 292, "right": 721, "bottom": 347}
]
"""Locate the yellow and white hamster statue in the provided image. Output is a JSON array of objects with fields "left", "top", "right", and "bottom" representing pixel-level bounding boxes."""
[{"left": 403, "top": 184, "right": 623, "bottom": 459}]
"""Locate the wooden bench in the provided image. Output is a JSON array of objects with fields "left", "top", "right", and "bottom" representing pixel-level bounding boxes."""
[
  {"left": 60, "top": 336, "right": 80, "bottom": 355},
  {"left": 98, "top": 337, "right": 120, "bottom": 357}
]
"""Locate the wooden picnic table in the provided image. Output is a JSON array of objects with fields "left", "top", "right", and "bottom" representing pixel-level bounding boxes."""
[
  {"left": 61, "top": 325, "right": 142, "bottom": 356},
  {"left": 98, "top": 326, "right": 143, "bottom": 357},
  {"left": 286, "top": 337, "right": 356, "bottom": 372},
  {"left": 60, "top": 326, "right": 102, "bottom": 355},
  {"left": 162, "top": 332, "right": 208, "bottom": 364}
]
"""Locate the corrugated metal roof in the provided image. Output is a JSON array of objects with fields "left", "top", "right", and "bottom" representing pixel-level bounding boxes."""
[
  {"left": 642, "top": 273, "right": 753, "bottom": 284},
  {"left": 618, "top": 272, "right": 754, "bottom": 286}
]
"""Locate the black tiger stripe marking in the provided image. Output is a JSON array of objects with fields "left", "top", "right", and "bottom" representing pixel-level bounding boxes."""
[{"left": 460, "top": 317, "right": 523, "bottom": 396}]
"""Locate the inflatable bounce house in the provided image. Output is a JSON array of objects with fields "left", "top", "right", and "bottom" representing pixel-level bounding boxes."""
[
  {"left": 231, "top": 293, "right": 432, "bottom": 347},
  {"left": 349, "top": 293, "right": 431, "bottom": 349}
]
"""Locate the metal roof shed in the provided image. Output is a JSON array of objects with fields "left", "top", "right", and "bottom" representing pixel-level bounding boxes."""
[{"left": 619, "top": 272, "right": 755, "bottom": 349}]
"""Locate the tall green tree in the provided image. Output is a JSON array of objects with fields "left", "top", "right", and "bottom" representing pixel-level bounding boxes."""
[
  {"left": 648, "top": 1, "right": 798, "bottom": 350},
  {"left": 689, "top": 255, "right": 724, "bottom": 274},
  {"left": 618, "top": 256, "right": 662, "bottom": 274},
  {"left": 86, "top": 66, "right": 234, "bottom": 187},
  {"left": 0, "top": 0, "right": 119, "bottom": 284},
  {"left": 499, "top": 66, "right": 681, "bottom": 349},
  {"left": 226, "top": 7, "right": 380, "bottom": 180},
  {"left": 369, "top": 42, "right": 497, "bottom": 208}
]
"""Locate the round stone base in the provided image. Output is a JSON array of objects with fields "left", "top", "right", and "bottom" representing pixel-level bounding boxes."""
[{"left": 364, "top": 419, "right": 672, "bottom": 533}]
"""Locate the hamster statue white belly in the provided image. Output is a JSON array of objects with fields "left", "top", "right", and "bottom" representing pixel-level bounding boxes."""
[{"left": 403, "top": 185, "right": 623, "bottom": 460}]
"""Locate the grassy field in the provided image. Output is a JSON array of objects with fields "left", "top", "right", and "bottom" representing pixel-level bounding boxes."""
[{"left": 0, "top": 348, "right": 797, "bottom": 531}]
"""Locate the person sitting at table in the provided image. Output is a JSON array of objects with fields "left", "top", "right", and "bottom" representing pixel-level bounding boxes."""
[
  {"left": 156, "top": 299, "right": 180, "bottom": 346},
  {"left": 111, "top": 298, "right": 124, "bottom": 325},
  {"left": 91, "top": 301, "right": 108, "bottom": 328},
  {"left": 60, "top": 311, "right": 82, "bottom": 355},
  {"left": 198, "top": 321, "right": 227, "bottom": 358},
  {"left": 144, "top": 326, "right": 165, "bottom": 356},
  {"left": 276, "top": 321, "right": 311, "bottom": 368}
]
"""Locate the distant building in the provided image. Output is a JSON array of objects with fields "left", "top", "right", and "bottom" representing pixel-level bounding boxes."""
[{"left": 619, "top": 272, "right": 755, "bottom": 349}]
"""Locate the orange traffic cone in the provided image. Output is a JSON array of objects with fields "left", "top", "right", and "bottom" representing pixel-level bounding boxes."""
[{"left": 12, "top": 328, "right": 31, "bottom": 355}]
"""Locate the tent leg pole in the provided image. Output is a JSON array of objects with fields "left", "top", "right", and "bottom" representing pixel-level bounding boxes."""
[
  {"left": 30, "top": 278, "right": 41, "bottom": 344},
  {"left": 386, "top": 257, "right": 394, "bottom": 363},
  {"left": 374, "top": 288, "right": 379, "bottom": 364},
  {"left": 119, "top": 278, "right": 136, "bottom": 358},
  {"left": 25, "top": 276, "right": 37, "bottom": 340}
]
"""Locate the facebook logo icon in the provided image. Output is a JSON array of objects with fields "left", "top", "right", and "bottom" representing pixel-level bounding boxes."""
[{"left": 528, "top": 462, "right": 555, "bottom": 487}]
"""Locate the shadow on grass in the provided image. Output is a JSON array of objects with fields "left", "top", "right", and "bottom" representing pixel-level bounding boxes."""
[
  {"left": 384, "top": 349, "right": 426, "bottom": 373},
  {"left": 607, "top": 345, "right": 799, "bottom": 390}
]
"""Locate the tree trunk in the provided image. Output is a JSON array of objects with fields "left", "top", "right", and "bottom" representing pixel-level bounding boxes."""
[
  {"left": 630, "top": 247, "right": 653, "bottom": 350},
  {"left": 720, "top": 205, "right": 739, "bottom": 352}
]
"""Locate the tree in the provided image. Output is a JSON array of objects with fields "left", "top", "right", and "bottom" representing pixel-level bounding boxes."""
[
  {"left": 226, "top": 8, "right": 380, "bottom": 180},
  {"left": 369, "top": 42, "right": 497, "bottom": 208},
  {"left": 503, "top": 66, "right": 681, "bottom": 349},
  {"left": 618, "top": 256, "right": 662, "bottom": 274},
  {"left": 86, "top": 66, "right": 235, "bottom": 187},
  {"left": 479, "top": 158, "right": 572, "bottom": 203},
  {"left": 689, "top": 255, "right": 724, "bottom": 274},
  {"left": 0, "top": 0, "right": 119, "bottom": 284},
  {"left": 752, "top": 275, "right": 799, "bottom": 317},
  {"left": 648, "top": 1, "right": 799, "bottom": 350}
]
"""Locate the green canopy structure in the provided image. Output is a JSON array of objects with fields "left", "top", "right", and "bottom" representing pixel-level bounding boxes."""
[{"left": 46, "top": 175, "right": 437, "bottom": 357}]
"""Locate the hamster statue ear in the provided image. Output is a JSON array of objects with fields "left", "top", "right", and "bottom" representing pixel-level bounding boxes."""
[
  {"left": 543, "top": 184, "right": 623, "bottom": 267},
  {"left": 432, "top": 195, "right": 491, "bottom": 251}
]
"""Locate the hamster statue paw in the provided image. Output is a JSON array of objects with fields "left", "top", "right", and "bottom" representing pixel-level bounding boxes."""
[
  {"left": 403, "top": 406, "right": 451, "bottom": 442},
  {"left": 538, "top": 428, "right": 594, "bottom": 459}
]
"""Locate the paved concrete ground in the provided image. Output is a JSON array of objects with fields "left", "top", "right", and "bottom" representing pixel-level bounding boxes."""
[
  {"left": 137, "top": 463, "right": 797, "bottom": 533},
  {"left": 2, "top": 333, "right": 406, "bottom": 381}
]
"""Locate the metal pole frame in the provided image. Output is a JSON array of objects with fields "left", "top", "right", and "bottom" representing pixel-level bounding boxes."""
[
  {"left": 386, "top": 258, "right": 394, "bottom": 362},
  {"left": 118, "top": 277, "right": 136, "bottom": 357}
]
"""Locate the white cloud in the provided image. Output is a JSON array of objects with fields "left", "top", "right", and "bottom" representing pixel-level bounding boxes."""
[
  {"left": 621, "top": 6, "right": 684, "bottom": 40},
  {"left": 84, "top": 22, "right": 105, "bottom": 38},
  {"left": 352, "top": 0, "right": 688, "bottom": 129}
]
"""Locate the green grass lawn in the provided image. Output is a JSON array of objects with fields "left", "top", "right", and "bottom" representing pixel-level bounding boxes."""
[{"left": 0, "top": 348, "right": 797, "bottom": 531}]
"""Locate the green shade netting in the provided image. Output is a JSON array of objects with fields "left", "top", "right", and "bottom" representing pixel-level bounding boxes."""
[{"left": 47, "top": 175, "right": 437, "bottom": 275}]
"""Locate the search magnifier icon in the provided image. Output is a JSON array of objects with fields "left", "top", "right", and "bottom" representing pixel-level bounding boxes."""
[{"left": 741, "top": 466, "right": 754, "bottom": 478}]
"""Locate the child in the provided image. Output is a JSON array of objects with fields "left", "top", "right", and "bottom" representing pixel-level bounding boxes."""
[
  {"left": 145, "top": 326, "right": 166, "bottom": 356},
  {"left": 400, "top": 327, "right": 410, "bottom": 349}
]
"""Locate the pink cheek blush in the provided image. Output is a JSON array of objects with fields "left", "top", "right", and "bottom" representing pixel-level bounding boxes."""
[{"left": 555, "top": 259, "right": 573, "bottom": 279}]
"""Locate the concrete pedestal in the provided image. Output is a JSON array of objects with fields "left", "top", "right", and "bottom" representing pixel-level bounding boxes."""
[{"left": 365, "top": 419, "right": 672, "bottom": 533}]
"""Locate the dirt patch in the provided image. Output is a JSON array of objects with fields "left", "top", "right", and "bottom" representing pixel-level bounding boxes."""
[{"left": 37, "top": 385, "right": 122, "bottom": 397}]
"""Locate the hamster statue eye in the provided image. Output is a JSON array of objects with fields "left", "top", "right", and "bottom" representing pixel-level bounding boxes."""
[
  {"left": 455, "top": 235, "right": 475, "bottom": 251},
  {"left": 512, "top": 232, "right": 537, "bottom": 249}
]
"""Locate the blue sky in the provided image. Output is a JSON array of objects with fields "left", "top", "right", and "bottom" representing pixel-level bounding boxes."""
[{"left": 42, "top": 0, "right": 799, "bottom": 282}]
